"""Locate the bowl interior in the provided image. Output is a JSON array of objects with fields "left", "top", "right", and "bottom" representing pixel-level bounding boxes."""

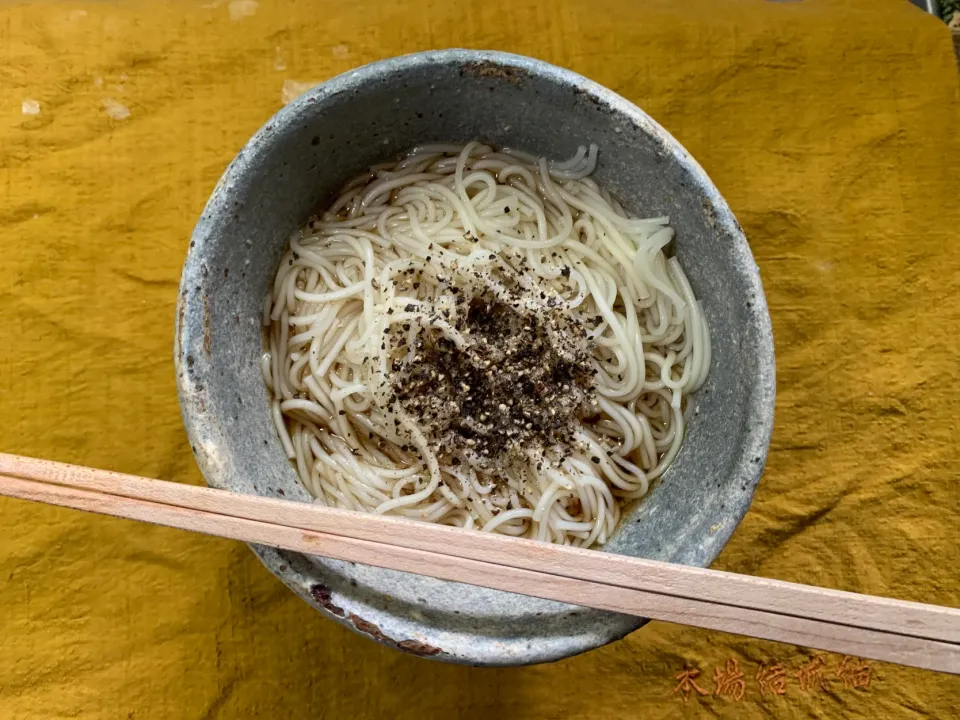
[{"left": 176, "top": 50, "right": 774, "bottom": 665}]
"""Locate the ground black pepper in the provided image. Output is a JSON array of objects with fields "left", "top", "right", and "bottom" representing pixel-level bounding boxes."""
[{"left": 386, "top": 289, "right": 597, "bottom": 474}]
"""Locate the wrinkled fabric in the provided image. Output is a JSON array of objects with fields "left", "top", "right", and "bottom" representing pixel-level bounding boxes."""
[{"left": 1, "top": 0, "right": 958, "bottom": 717}]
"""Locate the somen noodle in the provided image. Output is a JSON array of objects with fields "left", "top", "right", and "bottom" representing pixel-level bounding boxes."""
[{"left": 262, "top": 142, "right": 710, "bottom": 546}]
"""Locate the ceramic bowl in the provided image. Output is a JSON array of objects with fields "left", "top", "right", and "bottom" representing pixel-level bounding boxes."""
[{"left": 175, "top": 49, "right": 775, "bottom": 665}]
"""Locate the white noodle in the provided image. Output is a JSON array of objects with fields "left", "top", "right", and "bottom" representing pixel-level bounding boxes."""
[{"left": 263, "top": 142, "right": 710, "bottom": 546}]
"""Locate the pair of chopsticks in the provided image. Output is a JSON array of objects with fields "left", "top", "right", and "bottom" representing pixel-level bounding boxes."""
[{"left": 0, "top": 452, "right": 957, "bottom": 673}]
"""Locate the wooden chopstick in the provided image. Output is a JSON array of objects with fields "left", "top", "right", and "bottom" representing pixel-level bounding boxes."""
[
  {"left": 3, "top": 454, "right": 954, "bottom": 645},
  {"left": 0, "top": 453, "right": 957, "bottom": 673}
]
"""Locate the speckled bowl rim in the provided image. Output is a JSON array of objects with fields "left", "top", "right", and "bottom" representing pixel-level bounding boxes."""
[{"left": 176, "top": 49, "right": 776, "bottom": 665}]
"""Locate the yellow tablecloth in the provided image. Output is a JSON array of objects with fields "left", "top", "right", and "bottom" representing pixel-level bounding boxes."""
[{"left": 2, "top": 0, "right": 959, "bottom": 717}]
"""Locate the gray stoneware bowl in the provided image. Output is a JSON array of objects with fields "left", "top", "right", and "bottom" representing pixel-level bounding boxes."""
[{"left": 175, "top": 49, "right": 775, "bottom": 666}]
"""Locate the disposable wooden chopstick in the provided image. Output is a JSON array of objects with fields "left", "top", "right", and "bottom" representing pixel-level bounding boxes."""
[
  {"left": 2, "top": 453, "right": 956, "bottom": 645},
  {"left": 0, "top": 454, "right": 957, "bottom": 674},
  {"left": 4, "top": 474, "right": 958, "bottom": 674}
]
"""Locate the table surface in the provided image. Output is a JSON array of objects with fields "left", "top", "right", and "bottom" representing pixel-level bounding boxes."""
[{"left": 2, "top": 0, "right": 959, "bottom": 718}]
